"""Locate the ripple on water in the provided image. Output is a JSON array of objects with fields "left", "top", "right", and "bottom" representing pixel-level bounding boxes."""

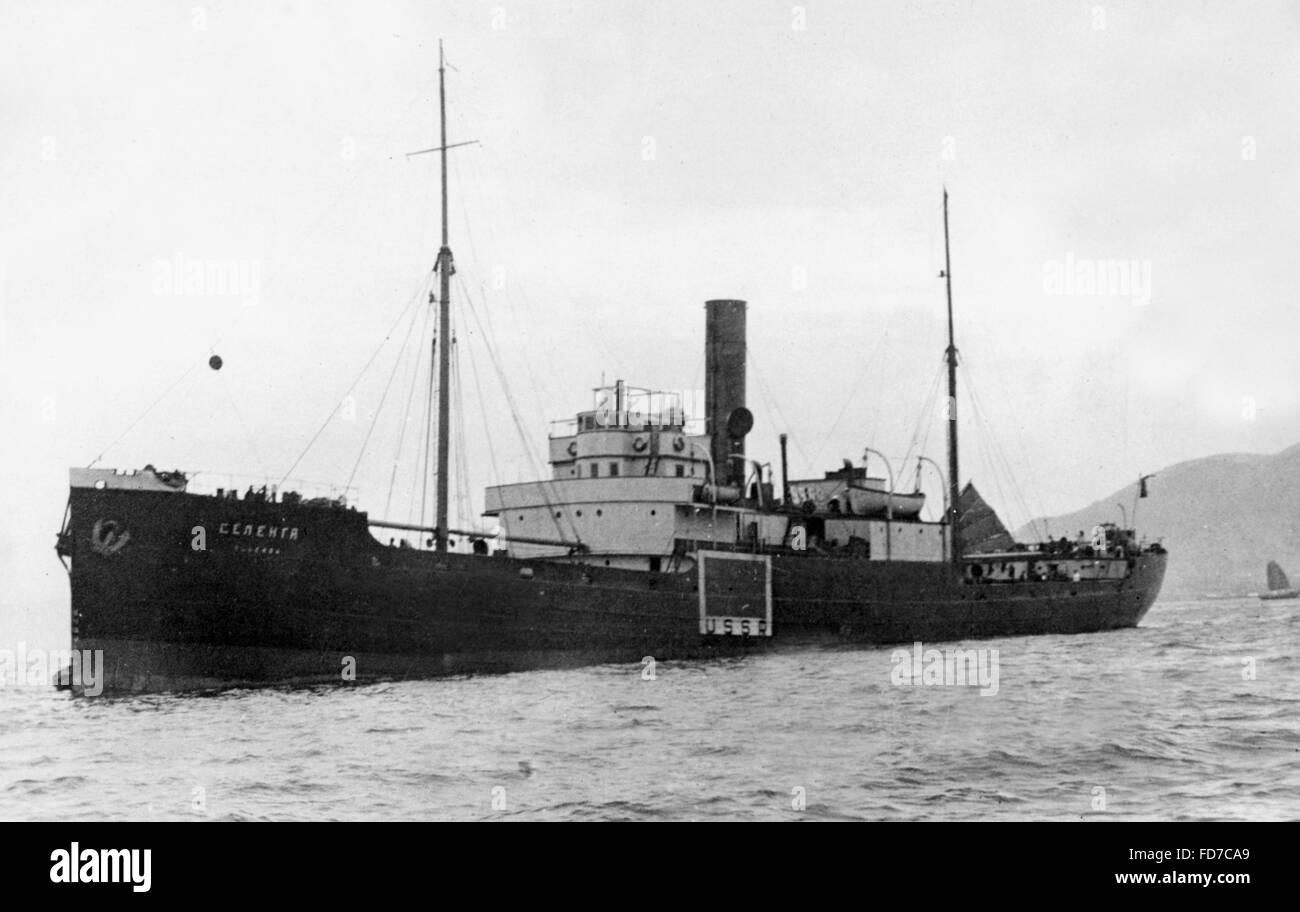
[{"left": 1, "top": 598, "right": 1297, "bottom": 820}]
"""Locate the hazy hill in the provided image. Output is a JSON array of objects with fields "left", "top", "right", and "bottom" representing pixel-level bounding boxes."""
[{"left": 1015, "top": 443, "right": 1300, "bottom": 598}]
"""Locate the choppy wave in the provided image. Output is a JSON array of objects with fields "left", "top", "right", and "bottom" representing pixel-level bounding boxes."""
[{"left": 0, "top": 598, "right": 1297, "bottom": 821}]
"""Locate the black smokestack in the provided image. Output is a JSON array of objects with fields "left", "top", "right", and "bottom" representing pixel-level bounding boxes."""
[{"left": 705, "top": 299, "right": 749, "bottom": 487}]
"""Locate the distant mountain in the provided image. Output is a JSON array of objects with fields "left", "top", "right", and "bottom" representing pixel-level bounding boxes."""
[{"left": 1015, "top": 443, "right": 1300, "bottom": 598}]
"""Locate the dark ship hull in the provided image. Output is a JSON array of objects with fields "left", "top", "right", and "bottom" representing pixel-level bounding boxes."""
[
  {"left": 56, "top": 88, "right": 1168, "bottom": 696},
  {"left": 61, "top": 483, "right": 1167, "bottom": 694}
]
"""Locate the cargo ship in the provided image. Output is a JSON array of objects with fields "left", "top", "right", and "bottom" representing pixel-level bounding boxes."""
[{"left": 53, "top": 50, "right": 1167, "bottom": 693}]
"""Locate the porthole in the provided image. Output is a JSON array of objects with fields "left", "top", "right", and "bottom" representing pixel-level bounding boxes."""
[
  {"left": 650, "top": 509, "right": 656, "bottom": 516},
  {"left": 596, "top": 509, "right": 603, "bottom": 517},
  {"left": 576, "top": 510, "right": 583, "bottom": 517}
]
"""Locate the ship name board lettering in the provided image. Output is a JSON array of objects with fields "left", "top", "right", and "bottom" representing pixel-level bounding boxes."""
[{"left": 218, "top": 522, "right": 300, "bottom": 540}]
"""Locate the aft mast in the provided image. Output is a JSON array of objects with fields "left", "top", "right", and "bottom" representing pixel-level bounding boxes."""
[{"left": 942, "top": 189, "right": 961, "bottom": 565}]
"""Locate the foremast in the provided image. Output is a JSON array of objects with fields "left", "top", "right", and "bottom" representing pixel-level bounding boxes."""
[{"left": 434, "top": 42, "right": 452, "bottom": 554}]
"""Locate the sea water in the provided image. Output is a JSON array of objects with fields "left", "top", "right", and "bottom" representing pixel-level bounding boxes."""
[{"left": 0, "top": 598, "right": 1295, "bottom": 821}]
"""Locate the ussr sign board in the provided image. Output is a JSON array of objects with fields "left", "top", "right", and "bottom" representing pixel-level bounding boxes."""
[{"left": 698, "top": 550, "right": 772, "bottom": 636}]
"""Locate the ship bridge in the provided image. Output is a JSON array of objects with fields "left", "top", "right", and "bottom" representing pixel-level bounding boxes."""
[
  {"left": 544, "top": 380, "right": 712, "bottom": 483},
  {"left": 485, "top": 379, "right": 732, "bottom": 568}
]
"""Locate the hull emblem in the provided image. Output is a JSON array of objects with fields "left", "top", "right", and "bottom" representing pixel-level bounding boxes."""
[{"left": 90, "top": 519, "right": 131, "bottom": 555}]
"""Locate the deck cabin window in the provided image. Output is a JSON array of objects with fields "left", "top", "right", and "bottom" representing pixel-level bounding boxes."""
[
  {"left": 609, "top": 462, "right": 619, "bottom": 476},
  {"left": 675, "top": 465, "right": 685, "bottom": 477},
  {"left": 589, "top": 463, "right": 599, "bottom": 477}
]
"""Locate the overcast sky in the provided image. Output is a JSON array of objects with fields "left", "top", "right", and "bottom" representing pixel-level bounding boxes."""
[{"left": 3, "top": 1, "right": 1298, "bottom": 643}]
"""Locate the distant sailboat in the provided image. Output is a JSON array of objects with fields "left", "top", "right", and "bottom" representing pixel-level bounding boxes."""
[
  {"left": 957, "top": 482, "right": 1015, "bottom": 554},
  {"left": 1259, "top": 561, "right": 1299, "bottom": 600}
]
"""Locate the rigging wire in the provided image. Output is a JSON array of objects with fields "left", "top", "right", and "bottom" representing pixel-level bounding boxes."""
[
  {"left": 86, "top": 260, "right": 270, "bottom": 468},
  {"left": 457, "top": 273, "right": 577, "bottom": 544},
  {"left": 451, "top": 151, "right": 483, "bottom": 288},
  {"left": 454, "top": 131, "right": 572, "bottom": 421},
  {"left": 802, "top": 303, "right": 903, "bottom": 472},
  {"left": 449, "top": 129, "right": 601, "bottom": 498},
  {"left": 104, "top": 119, "right": 424, "bottom": 475},
  {"left": 961, "top": 368, "right": 1023, "bottom": 535},
  {"left": 451, "top": 331, "right": 475, "bottom": 533},
  {"left": 914, "top": 385, "right": 943, "bottom": 483},
  {"left": 961, "top": 361, "right": 1047, "bottom": 542},
  {"left": 384, "top": 302, "right": 433, "bottom": 520},
  {"left": 260, "top": 113, "right": 419, "bottom": 308},
  {"left": 278, "top": 270, "right": 433, "bottom": 488},
  {"left": 464, "top": 318, "right": 503, "bottom": 491},
  {"left": 748, "top": 349, "right": 811, "bottom": 470},
  {"left": 489, "top": 272, "right": 590, "bottom": 437},
  {"left": 899, "top": 357, "right": 946, "bottom": 486},
  {"left": 215, "top": 368, "right": 268, "bottom": 479},
  {"left": 345, "top": 296, "right": 424, "bottom": 494},
  {"left": 88, "top": 92, "right": 452, "bottom": 476},
  {"left": 86, "top": 314, "right": 247, "bottom": 469},
  {"left": 87, "top": 364, "right": 198, "bottom": 468},
  {"left": 980, "top": 351, "right": 1055, "bottom": 541},
  {"left": 418, "top": 322, "right": 437, "bottom": 530},
  {"left": 964, "top": 384, "right": 1011, "bottom": 535},
  {"left": 456, "top": 274, "right": 583, "bottom": 546},
  {"left": 471, "top": 134, "right": 623, "bottom": 396}
]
